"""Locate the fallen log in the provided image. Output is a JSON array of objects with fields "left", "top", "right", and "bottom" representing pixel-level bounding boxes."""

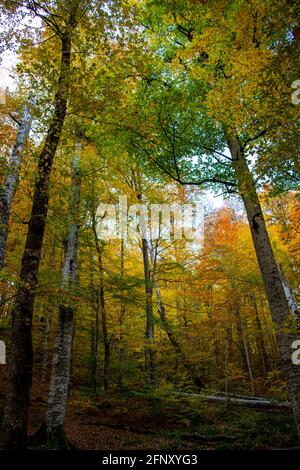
[
  {"left": 181, "top": 432, "right": 236, "bottom": 442},
  {"left": 215, "top": 391, "right": 271, "bottom": 401},
  {"left": 180, "top": 393, "right": 290, "bottom": 409}
]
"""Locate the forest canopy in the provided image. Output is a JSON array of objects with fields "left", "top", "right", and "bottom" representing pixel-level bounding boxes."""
[{"left": 0, "top": 0, "right": 299, "bottom": 452}]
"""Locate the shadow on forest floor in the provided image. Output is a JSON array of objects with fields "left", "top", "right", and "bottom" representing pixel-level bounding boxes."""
[{"left": 0, "top": 388, "right": 292, "bottom": 450}]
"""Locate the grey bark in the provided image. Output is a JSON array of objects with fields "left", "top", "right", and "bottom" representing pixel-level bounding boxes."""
[
  {"left": 241, "top": 320, "right": 255, "bottom": 395},
  {"left": 142, "top": 237, "right": 156, "bottom": 388},
  {"left": 278, "top": 264, "right": 299, "bottom": 318},
  {"left": 91, "top": 287, "right": 100, "bottom": 395},
  {"left": 227, "top": 134, "right": 300, "bottom": 440},
  {"left": 118, "top": 239, "right": 127, "bottom": 391},
  {"left": 92, "top": 214, "right": 110, "bottom": 392},
  {"left": 45, "top": 152, "right": 81, "bottom": 436},
  {"left": 181, "top": 392, "right": 290, "bottom": 409},
  {"left": 40, "top": 304, "right": 53, "bottom": 385},
  {"left": 0, "top": 29, "right": 72, "bottom": 450},
  {"left": 232, "top": 294, "right": 248, "bottom": 372},
  {"left": 0, "top": 97, "right": 35, "bottom": 269},
  {"left": 250, "top": 292, "right": 268, "bottom": 377},
  {"left": 155, "top": 279, "right": 204, "bottom": 388}
]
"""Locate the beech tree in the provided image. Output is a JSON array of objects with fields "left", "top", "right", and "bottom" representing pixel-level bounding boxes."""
[
  {"left": 0, "top": 0, "right": 92, "bottom": 450},
  {"left": 0, "top": 97, "right": 35, "bottom": 269},
  {"left": 0, "top": 0, "right": 299, "bottom": 452},
  {"left": 137, "top": 0, "right": 300, "bottom": 438}
]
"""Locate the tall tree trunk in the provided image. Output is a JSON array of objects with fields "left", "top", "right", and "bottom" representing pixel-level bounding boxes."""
[
  {"left": 142, "top": 238, "right": 156, "bottom": 388},
  {"left": 250, "top": 292, "right": 268, "bottom": 378},
  {"left": 91, "top": 287, "right": 100, "bottom": 395},
  {"left": 44, "top": 304, "right": 74, "bottom": 447},
  {"left": 92, "top": 219, "right": 110, "bottom": 392},
  {"left": 40, "top": 304, "right": 53, "bottom": 385},
  {"left": 0, "top": 97, "right": 35, "bottom": 269},
  {"left": 34, "top": 151, "right": 81, "bottom": 448},
  {"left": 278, "top": 264, "right": 299, "bottom": 319},
  {"left": 41, "top": 239, "right": 56, "bottom": 385},
  {"left": 227, "top": 134, "right": 300, "bottom": 440},
  {"left": 233, "top": 296, "right": 248, "bottom": 372},
  {"left": 155, "top": 279, "right": 203, "bottom": 388},
  {"left": 0, "top": 32, "right": 72, "bottom": 450},
  {"left": 118, "top": 239, "right": 127, "bottom": 391},
  {"left": 130, "top": 171, "right": 156, "bottom": 387},
  {"left": 241, "top": 320, "right": 255, "bottom": 395},
  {"left": 224, "top": 325, "right": 232, "bottom": 408}
]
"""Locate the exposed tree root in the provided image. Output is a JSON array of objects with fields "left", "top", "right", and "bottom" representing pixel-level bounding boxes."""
[{"left": 28, "top": 423, "right": 77, "bottom": 450}]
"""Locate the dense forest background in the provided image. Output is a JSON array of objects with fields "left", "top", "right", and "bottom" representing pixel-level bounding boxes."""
[{"left": 0, "top": 0, "right": 299, "bottom": 451}]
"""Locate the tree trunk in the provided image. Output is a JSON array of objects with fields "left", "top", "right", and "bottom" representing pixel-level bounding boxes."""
[
  {"left": 118, "top": 239, "right": 127, "bottom": 391},
  {"left": 241, "top": 320, "right": 255, "bottom": 396},
  {"left": 41, "top": 239, "right": 56, "bottom": 385},
  {"left": 142, "top": 238, "right": 156, "bottom": 388},
  {"left": 154, "top": 279, "right": 203, "bottom": 388},
  {"left": 42, "top": 153, "right": 80, "bottom": 441},
  {"left": 250, "top": 292, "right": 268, "bottom": 377},
  {"left": 92, "top": 219, "right": 110, "bottom": 392},
  {"left": 34, "top": 152, "right": 81, "bottom": 448},
  {"left": 0, "top": 97, "right": 35, "bottom": 269},
  {"left": 227, "top": 134, "right": 300, "bottom": 440},
  {"left": 40, "top": 304, "right": 53, "bottom": 385},
  {"left": 233, "top": 295, "right": 248, "bottom": 372},
  {"left": 0, "top": 32, "right": 71, "bottom": 450},
  {"left": 44, "top": 304, "right": 74, "bottom": 444},
  {"left": 91, "top": 288, "right": 100, "bottom": 395},
  {"left": 278, "top": 264, "right": 299, "bottom": 319}
]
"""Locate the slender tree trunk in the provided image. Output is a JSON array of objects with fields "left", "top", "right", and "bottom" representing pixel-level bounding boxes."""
[
  {"left": 183, "top": 290, "right": 188, "bottom": 328},
  {"left": 241, "top": 320, "right": 255, "bottom": 395},
  {"left": 250, "top": 292, "right": 268, "bottom": 377},
  {"left": 99, "top": 255, "right": 109, "bottom": 392},
  {"left": 91, "top": 288, "right": 100, "bottom": 395},
  {"left": 92, "top": 220, "right": 110, "bottom": 392},
  {"left": 44, "top": 153, "right": 80, "bottom": 440},
  {"left": 130, "top": 173, "right": 156, "bottom": 387},
  {"left": 34, "top": 152, "right": 81, "bottom": 448},
  {"left": 142, "top": 238, "right": 156, "bottom": 388},
  {"left": 259, "top": 291, "right": 279, "bottom": 369},
  {"left": 155, "top": 279, "right": 203, "bottom": 388},
  {"left": 233, "top": 299, "right": 248, "bottom": 372},
  {"left": 118, "top": 239, "right": 127, "bottom": 391},
  {"left": 0, "top": 32, "right": 72, "bottom": 450},
  {"left": 224, "top": 325, "right": 232, "bottom": 409},
  {"left": 0, "top": 97, "right": 35, "bottom": 269},
  {"left": 41, "top": 239, "right": 56, "bottom": 385},
  {"left": 207, "top": 285, "right": 222, "bottom": 384},
  {"left": 40, "top": 304, "right": 53, "bottom": 385},
  {"left": 227, "top": 134, "right": 300, "bottom": 440}
]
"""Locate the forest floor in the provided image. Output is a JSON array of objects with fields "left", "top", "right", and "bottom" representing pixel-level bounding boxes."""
[
  {"left": 0, "top": 385, "right": 299, "bottom": 450},
  {"left": 24, "top": 387, "right": 299, "bottom": 450}
]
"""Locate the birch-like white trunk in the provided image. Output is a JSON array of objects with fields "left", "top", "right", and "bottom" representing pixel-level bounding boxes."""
[
  {"left": 278, "top": 264, "right": 299, "bottom": 318},
  {"left": 45, "top": 152, "right": 81, "bottom": 435},
  {"left": 0, "top": 97, "right": 35, "bottom": 269}
]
